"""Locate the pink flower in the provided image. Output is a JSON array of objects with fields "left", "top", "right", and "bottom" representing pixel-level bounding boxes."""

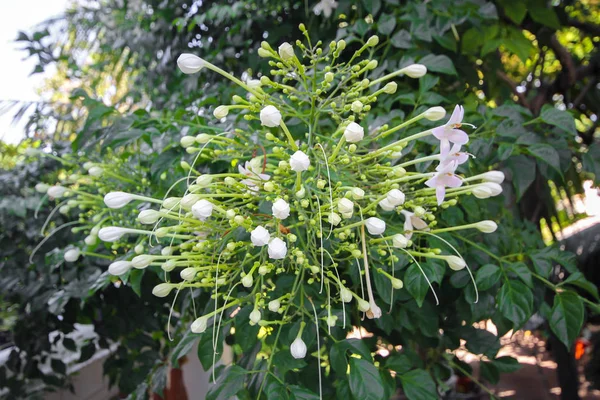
[
  {"left": 436, "top": 144, "right": 469, "bottom": 172},
  {"left": 400, "top": 210, "right": 428, "bottom": 239},
  {"left": 425, "top": 161, "right": 463, "bottom": 205},
  {"left": 432, "top": 105, "right": 469, "bottom": 158},
  {"left": 239, "top": 161, "right": 270, "bottom": 191}
]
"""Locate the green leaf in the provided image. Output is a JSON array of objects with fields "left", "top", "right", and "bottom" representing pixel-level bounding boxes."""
[
  {"left": 349, "top": 358, "right": 386, "bottom": 400},
  {"left": 508, "top": 262, "right": 533, "bottom": 287},
  {"left": 462, "top": 327, "right": 500, "bottom": 358},
  {"left": 497, "top": 280, "right": 533, "bottom": 328},
  {"left": 505, "top": 27, "right": 535, "bottom": 62},
  {"left": 419, "top": 54, "right": 457, "bottom": 75},
  {"left": 265, "top": 376, "right": 289, "bottom": 400},
  {"left": 560, "top": 272, "right": 599, "bottom": 300},
  {"left": 404, "top": 263, "right": 430, "bottom": 307},
  {"left": 550, "top": 291, "right": 584, "bottom": 348},
  {"left": 391, "top": 30, "right": 412, "bottom": 49},
  {"left": 528, "top": 144, "right": 562, "bottom": 176},
  {"left": 206, "top": 365, "right": 246, "bottom": 400},
  {"left": 171, "top": 332, "right": 200, "bottom": 367},
  {"left": 499, "top": 0, "right": 527, "bottom": 24},
  {"left": 475, "top": 264, "right": 501, "bottom": 291},
  {"left": 289, "top": 386, "right": 320, "bottom": 400},
  {"left": 362, "top": 0, "right": 381, "bottom": 14},
  {"left": 50, "top": 359, "right": 66, "bottom": 375},
  {"left": 273, "top": 350, "right": 307, "bottom": 377},
  {"left": 508, "top": 155, "right": 536, "bottom": 200},
  {"left": 151, "top": 365, "right": 168, "bottom": 397},
  {"left": 480, "top": 361, "right": 499, "bottom": 385},
  {"left": 492, "top": 356, "right": 522, "bottom": 373},
  {"left": 377, "top": 14, "right": 396, "bottom": 36},
  {"left": 540, "top": 105, "right": 576, "bottom": 135},
  {"left": 399, "top": 369, "right": 437, "bottom": 400},
  {"left": 198, "top": 328, "right": 224, "bottom": 370},
  {"left": 529, "top": 5, "right": 560, "bottom": 29},
  {"left": 128, "top": 269, "right": 144, "bottom": 297},
  {"left": 386, "top": 353, "right": 413, "bottom": 375}
]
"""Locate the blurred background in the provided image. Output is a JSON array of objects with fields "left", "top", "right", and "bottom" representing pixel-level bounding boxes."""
[{"left": 1, "top": 1, "right": 599, "bottom": 399}]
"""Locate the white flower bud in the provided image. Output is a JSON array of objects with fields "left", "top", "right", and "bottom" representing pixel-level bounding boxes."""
[
  {"left": 341, "top": 211, "right": 353, "bottom": 219},
  {"left": 177, "top": 53, "right": 205, "bottom": 74},
  {"left": 338, "top": 198, "right": 354, "bottom": 214},
  {"left": 351, "top": 101, "right": 363, "bottom": 113},
  {"left": 473, "top": 185, "right": 493, "bottom": 199},
  {"left": 272, "top": 198, "right": 290, "bottom": 219},
  {"left": 247, "top": 79, "right": 261, "bottom": 89},
  {"left": 414, "top": 206, "right": 426, "bottom": 217},
  {"left": 249, "top": 309, "right": 262, "bottom": 325},
  {"left": 268, "top": 237, "right": 287, "bottom": 260},
  {"left": 84, "top": 235, "right": 97, "bottom": 246},
  {"left": 290, "top": 337, "right": 307, "bottom": 359},
  {"left": 180, "top": 267, "right": 197, "bottom": 281},
  {"left": 191, "top": 316, "right": 208, "bottom": 333},
  {"left": 47, "top": 185, "right": 67, "bottom": 198},
  {"left": 423, "top": 106, "right": 446, "bottom": 121},
  {"left": 357, "top": 298, "right": 370, "bottom": 312},
  {"left": 379, "top": 198, "right": 396, "bottom": 211},
  {"left": 386, "top": 189, "right": 405, "bottom": 206},
  {"left": 180, "top": 136, "right": 196, "bottom": 148},
  {"left": 138, "top": 209, "right": 161, "bottom": 224},
  {"left": 326, "top": 315, "right": 338, "bottom": 327},
  {"left": 213, "top": 105, "right": 229, "bottom": 119},
  {"left": 104, "top": 192, "right": 134, "bottom": 209},
  {"left": 88, "top": 166, "right": 103, "bottom": 177},
  {"left": 446, "top": 256, "right": 466, "bottom": 271},
  {"left": 241, "top": 274, "right": 253, "bottom": 288},
  {"left": 482, "top": 171, "right": 505, "bottom": 184},
  {"left": 351, "top": 187, "right": 365, "bottom": 200},
  {"left": 35, "top": 183, "right": 49, "bottom": 193},
  {"left": 132, "top": 255, "right": 153, "bottom": 269},
  {"left": 108, "top": 261, "right": 132, "bottom": 275},
  {"left": 328, "top": 212, "right": 341, "bottom": 226},
  {"left": 402, "top": 64, "right": 427, "bottom": 78},
  {"left": 195, "top": 133, "right": 212, "bottom": 144},
  {"left": 181, "top": 194, "right": 201, "bottom": 209},
  {"left": 289, "top": 150, "right": 310, "bottom": 172},
  {"left": 162, "top": 197, "right": 181, "bottom": 209},
  {"left": 383, "top": 82, "right": 397, "bottom": 94},
  {"left": 191, "top": 199, "right": 214, "bottom": 221},
  {"left": 391, "top": 277, "right": 404, "bottom": 289},
  {"left": 343, "top": 122, "right": 364, "bottom": 143},
  {"left": 152, "top": 283, "right": 174, "bottom": 298},
  {"left": 162, "top": 260, "right": 176, "bottom": 272},
  {"left": 196, "top": 175, "right": 213, "bottom": 187},
  {"left": 367, "top": 35, "right": 379, "bottom": 46},
  {"left": 392, "top": 234, "right": 409, "bottom": 249},
  {"left": 251, "top": 226, "right": 271, "bottom": 246},
  {"left": 295, "top": 186, "right": 306, "bottom": 199},
  {"left": 268, "top": 299, "right": 281, "bottom": 312},
  {"left": 340, "top": 287, "right": 353, "bottom": 303},
  {"left": 278, "top": 42, "right": 295, "bottom": 61},
  {"left": 365, "top": 217, "right": 386, "bottom": 235},
  {"left": 64, "top": 248, "right": 80, "bottom": 262},
  {"left": 161, "top": 246, "right": 173, "bottom": 256},
  {"left": 59, "top": 205, "right": 70, "bottom": 214},
  {"left": 260, "top": 105, "right": 282, "bottom": 127},
  {"left": 98, "top": 227, "right": 128, "bottom": 242},
  {"left": 476, "top": 220, "right": 498, "bottom": 233},
  {"left": 258, "top": 265, "right": 269, "bottom": 275},
  {"left": 482, "top": 182, "right": 503, "bottom": 196},
  {"left": 134, "top": 244, "right": 144, "bottom": 254}
]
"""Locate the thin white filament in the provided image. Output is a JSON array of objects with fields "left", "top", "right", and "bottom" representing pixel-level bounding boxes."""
[
  {"left": 397, "top": 247, "right": 440, "bottom": 306},
  {"left": 30, "top": 221, "right": 80, "bottom": 264},
  {"left": 307, "top": 298, "right": 323, "bottom": 400},
  {"left": 167, "top": 282, "right": 185, "bottom": 342},
  {"left": 315, "top": 143, "right": 334, "bottom": 238},
  {"left": 315, "top": 194, "right": 324, "bottom": 294},
  {"left": 34, "top": 194, "right": 48, "bottom": 219},
  {"left": 40, "top": 199, "right": 69, "bottom": 236}
]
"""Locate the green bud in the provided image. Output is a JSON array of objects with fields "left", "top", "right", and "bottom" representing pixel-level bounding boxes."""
[{"left": 367, "top": 35, "right": 379, "bottom": 46}]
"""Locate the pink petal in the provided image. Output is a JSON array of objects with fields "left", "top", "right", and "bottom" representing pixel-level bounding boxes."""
[
  {"left": 432, "top": 126, "right": 448, "bottom": 141},
  {"left": 440, "top": 139, "right": 451, "bottom": 158},
  {"left": 456, "top": 153, "right": 469, "bottom": 165},
  {"left": 258, "top": 174, "right": 270, "bottom": 181},
  {"left": 238, "top": 165, "right": 247, "bottom": 175},
  {"left": 411, "top": 216, "right": 429, "bottom": 230},
  {"left": 424, "top": 176, "right": 438, "bottom": 188},
  {"left": 442, "top": 174, "right": 463, "bottom": 188},
  {"left": 449, "top": 143, "right": 462, "bottom": 154},
  {"left": 448, "top": 105, "right": 462, "bottom": 125},
  {"left": 448, "top": 129, "right": 469, "bottom": 145},
  {"left": 436, "top": 186, "right": 445, "bottom": 205}
]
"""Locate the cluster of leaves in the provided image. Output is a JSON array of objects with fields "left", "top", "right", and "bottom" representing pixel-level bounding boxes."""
[{"left": 2, "top": 0, "right": 599, "bottom": 399}]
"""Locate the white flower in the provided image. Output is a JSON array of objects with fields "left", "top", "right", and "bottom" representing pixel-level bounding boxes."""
[
  {"left": 351, "top": 100, "right": 363, "bottom": 113},
  {"left": 437, "top": 144, "right": 470, "bottom": 171},
  {"left": 88, "top": 166, "right": 103, "bottom": 177},
  {"left": 365, "top": 217, "right": 386, "bottom": 235},
  {"left": 191, "top": 199, "right": 214, "bottom": 221},
  {"left": 476, "top": 220, "right": 498, "bottom": 233},
  {"left": 260, "top": 105, "right": 282, "bottom": 127},
  {"left": 386, "top": 189, "right": 405, "bottom": 206},
  {"left": 47, "top": 185, "right": 67, "bottom": 198},
  {"left": 272, "top": 198, "right": 291, "bottom": 219},
  {"left": 278, "top": 42, "right": 295, "bottom": 61},
  {"left": 343, "top": 122, "right": 364, "bottom": 143},
  {"left": 401, "top": 64, "right": 427, "bottom": 78},
  {"left": 268, "top": 238, "right": 287, "bottom": 259},
  {"left": 177, "top": 53, "right": 205, "bottom": 74},
  {"left": 180, "top": 267, "right": 197, "bottom": 281},
  {"left": 35, "top": 183, "right": 49, "bottom": 193},
  {"left": 378, "top": 198, "right": 396, "bottom": 211},
  {"left": 132, "top": 255, "right": 153, "bottom": 269},
  {"left": 290, "top": 337, "right": 307, "bottom": 359},
  {"left": 289, "top": 150, "right": 310, "bottom": 172},
  {"left": 351, "top": 187, "right": 365, "bottom": 200},
  {"left": 251, "top": 226, "right": 271, "bottom": 246},
  {"left": 401, "top": 210, "right": 429, "bottom": 239},
  {"left": 249, "top": 309, "right": 262, "bottom": 325},
  {"left": 138, "top": 209, "right": 161, "bottom": 224},
  {"left": 367, "top": 301, "right": 382, "bottom": 319},
  {"left": 180, "top": 136, "right": 196, "bottom": 148},
  {"left": 191, "top": 316, "right": 208, "bottom": 333},
  {"left": 328, "top": 212, "right": 341, "bottom": 226},
  {"left": 313, "top": 0, "right": 338, "bottom": 17},
  {"left": 152, "top": 283, "right": 174, "bottom": 298},
  {"left": 338, "top": 198, "right": 354, "bottom": 214},
  {"left": 481, "top": 171, "right": 505, "bottom": 184},
  {"left": 98, "top": 227, "right": 128, "bottom": 242},
  {"left": 108, "top": 261, "right": 132, "bottom": 275},
  {"left": 340, "top": 287, "right": 353, "bottom": 303},
  {"left": 446, "top": 256, "right": 466, "bottom": 271},
  {"left": 104, "top": 192, "right": 134, "bottom": 209},
  {"left": 268, "top": 299, "right": 281, "bottom": 312},
  {"left": 392, "top": 234, "right": 409, "bottom": 249},
  {"left": 64, "top": 248, "right": 80, "bottom": 262},
  {"left": 424, "top": 106, "right": 446, "bottom": 121},
  {"left": 241, "top": 274, "right": 253, "bottom": 288},
  {"left": 326, "top": 315, "right": 338, "bottom": 327},
  {"left": 432, "top": 105, "right": 469, "bottom": 158},
  {"left": 239, "top": 160, "right": 270, "bottom": 191},
  {"left": 213, "top": 105, "right": 229, "bottom": 119}
]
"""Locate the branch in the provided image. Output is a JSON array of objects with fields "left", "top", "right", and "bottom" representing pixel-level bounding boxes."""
[
  {"left": 495, "top": 70, "right": 530, "bottom": 108},
  {"left": 549, "top": 34, "right": 577, "bottom": 86}
]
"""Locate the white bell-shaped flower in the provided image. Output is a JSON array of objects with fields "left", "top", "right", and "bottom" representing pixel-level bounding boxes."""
[
  {"left": 289, "top": 150, "right": 310, "bottom": 172},
  {"left": 213, "top": 105, "right": 229, "bottom": 119},
  {"left": 481, "top": 171, "right": 505, "bottom": 184},
  {"left": 191, "top": 199, "right": 214, "bottom": 221},
  {"left": 392, "top": 234, "right": 409, "bottom": 249},
  {"left": 241, "top": 274, "right": 253, "bottom": 288},
  {"left": 365, "top": 217, "right": 386, "bottom": 235},
  {"left": 272, "top": 198, "right": 290, "bottom": 219},
  {"left": 278, "top": 42, "right": 295, "bottom": 61},
  {"left": 343, "top": 122, "right": 364, "bottom": 143},
  {"left": 260, "top": 105, "right": 282, "bottom": 127},
  {"left": 251, "top": 226, "right": 271, "bottom": 246},
  {"left": 249, "top": 309, "right": 262, "bottom": 325},
  {"left": 268, "top": 237, "right": 287, "bottom": 259},
  {"left": 446, "top": 256, "right": 466, "bottom": 271},
  {"left": 290, "top": 337, "right": 307, "bottom": 359},
  {"left": 177, "top": 53, "right": 205, "bottom": 74},
  {"left": 338, "top": 198, "right": 354, "bottom": 214},
  {"left": 268, "top": 299, "right": 281, "bottom": 312}
]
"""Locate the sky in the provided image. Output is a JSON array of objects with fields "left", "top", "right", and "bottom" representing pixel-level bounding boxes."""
[{"left": 0, "top": 0, "right": 69, "bottom": 144}]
